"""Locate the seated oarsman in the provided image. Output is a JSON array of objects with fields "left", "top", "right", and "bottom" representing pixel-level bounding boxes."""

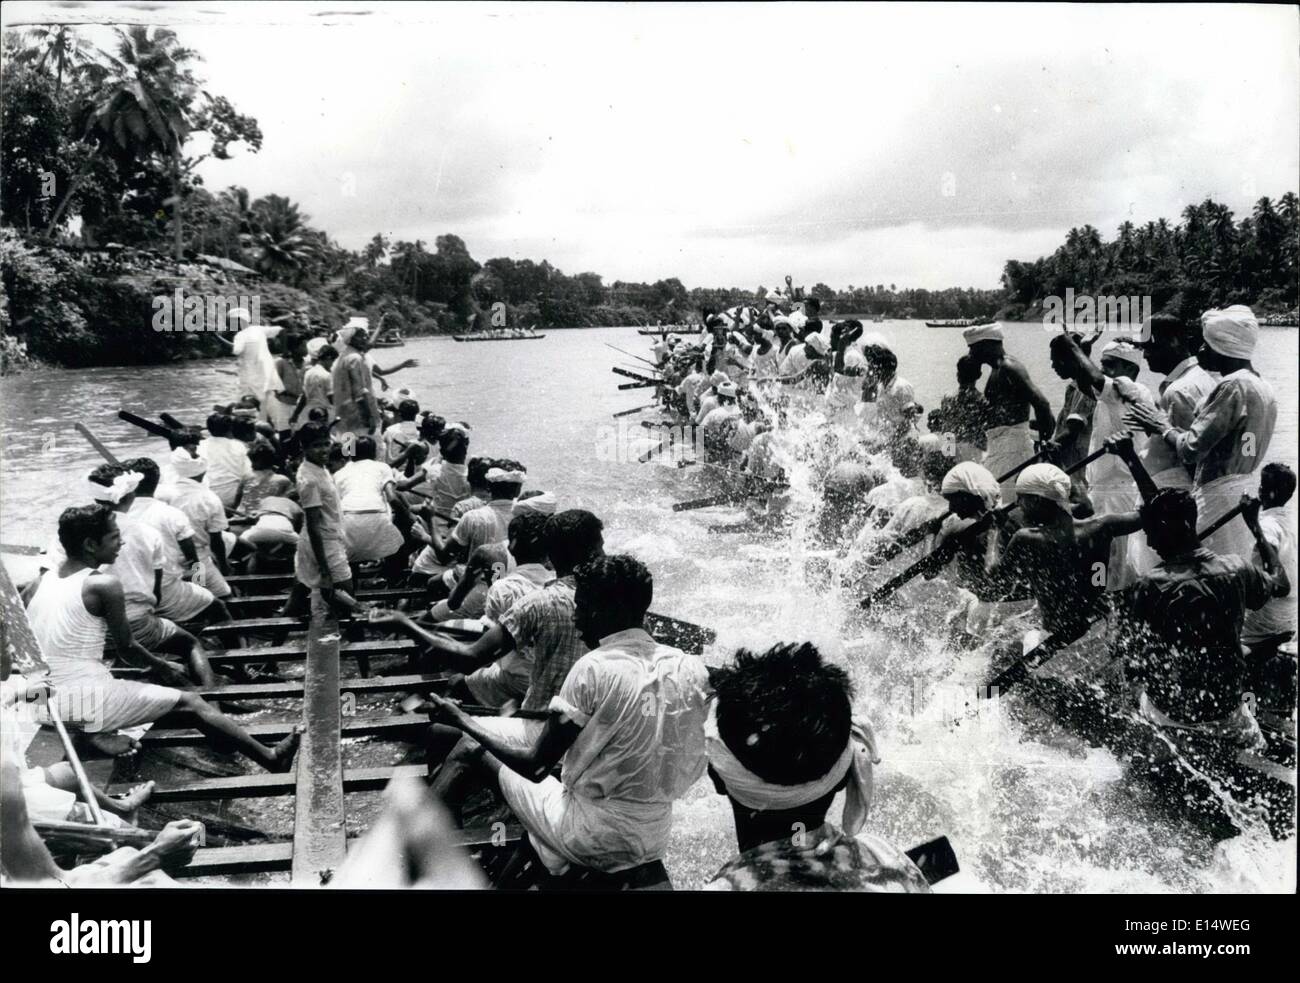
[
  {"left": 422, "top": 555, "right": 711, "bottom": 885},
  {"left": 282, "top": 423, "right": 361, "bottom": 618},
  {"left": 421, "top": 463, "right": 523, "bottom": 604},
  {"left": 692, "top": 371, "right": 730, "bottom": 426},
  {"left": 382, "top": 397, "right": 422, "bottom": 465},
  {"left": 928, "top": 354, "right": 991, "bottom": 464},
  {"left": 369, "top": 509, "right": 603, "bottom": 816},
  {"left": 123, "top": 458, "right": 227, "bottom": 625},
  {"left": 198, "top": 412, "right": 253, "bottom": 512},
  {"left": 777, "top": 331, "right": 828, "bottom": 380},
  {"left": 699, "top": 381, "right": 743, "bottom": 464},
  {"left": 1126, "top": 305, "right": 1277, "bottom": 562},
  {"left": 860, "top": 346, "right": 918, "bottom": 443},
  {"left": 819, "top": 459, "right": 883, "bottom": 545},
  {"left": 955, "top": 441, "right": 1154, "bottom": 639},
  {"left": 874, "top": 449, "right": 958, "bottom": 548},
  {"left": 1239, "top": 463, "right": 1297, "bottom": 709},
  {"left": 238, "top": 440, "right": 294, "bottom": 518},
  {"left": 860, "top": 439, "right": 924, "bottom": 529},
  {"left": 404, "top": 427, "right": 472, "bottom": 579},
  {"left": 166, "top": 446, "right": 233, "bottom": 601},
  {"left": 334, "top": 435, "right": 404, "bottom": 569},
  {"left": 392, "top": 412, "right": 445, "bottom": 486},
  {"left": 675, "top": 352, "right": 710, "bottom": 420},
  {"left": 25, "top": 505, "right": 300, "bottom": 767},
  {"left": 703, "top": 643, "right": 930, "bottom": 892},
  {"left": 1114, "top": 488, "right": 1290, "bottom": 748},
  {"left": 86, "top": 465, "right": 219, "bottom": 688},
  {"left": 236, "top": 495, "right": 302, "bottom": 572},
  {"left": 290, "top": 342, "right": 338, "bottom": 430}
]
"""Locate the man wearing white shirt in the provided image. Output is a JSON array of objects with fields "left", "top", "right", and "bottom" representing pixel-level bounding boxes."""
[
  {"left": 198, "top": 413, "right": 252, "bottom": 511},
  {"left": 229, "top": 308, "right": 283, "bottom": 406}
]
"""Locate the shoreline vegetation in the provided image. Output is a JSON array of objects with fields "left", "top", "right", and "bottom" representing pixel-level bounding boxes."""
[{"left": 2, "top": 25, "right": 1297, "bottom": 374}]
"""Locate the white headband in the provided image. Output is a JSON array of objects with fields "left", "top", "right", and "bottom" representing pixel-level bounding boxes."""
[
  {"left": 87, "top": 471, "right": 143, "bottom": 504},
  {"left": 704, "top": 701, "right": 878, "bottom": 835},
  {"left": 486, "top": 467, "right": 526, "bottom": 483}
]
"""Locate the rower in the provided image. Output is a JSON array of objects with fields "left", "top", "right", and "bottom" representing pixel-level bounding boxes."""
[
  {"left": 198, "top": 412, "right": 253, "bottom": 512},
  {"left": 962, "top": 322, "right": 1054, "bottom": 504},
  {"left": 422, "top": 554, "right": 710, "bottom": 886},
  {"left": 290, "top": 343, "right": 337, "bottom": 431},
  {"left": 674, "top": 351, "right": 709, "bottom": 420},
  {"left": 1131, "top": 313, "right": 1216, "bottom": 490},
  {"left": 382, "top": 397, "right": 421, "bottom": 465},
  {"left": 699, "top": 381, "right": 743, "bottom": 464},
  {"left": 25, "top": 504, "right": 300, "bottom": 767},
  {"left": 1115, "top": 487, "right": 1289, "bottom": 745},
  {"left": 268, "top": 333, "right": 308, "bottom": 439},
  {"left": 777, "top": 331, "right": 828, "bottom": 380},
  {"left": 692, "top": 371, "right": 730, "bottom": 426},
  {"left": 166, "top": 447, "right": 233, "bottom": 601},
  {"left": 335, "top": 435, "right": 405, "bottom": 574},
  {"left": 1047, "top": 332, "right": 1099, "bottom": 490},
  {"left": 1126, "top": 305, "right": 1278, "bottom": 563},
  {"left": 1057, "top": 334, "right": 1159, "bottom": 590},
  {"left": 703, "top": 642, "right": 930, "bottom": 892},
  {"left": 819, "top": 459, "right": 883, "bottom": 545},
  {"left": 860, "top": 345, "right": 917, "bottom": 441},
  {"left": 928, "top": 354, "right": 991, "bottom": 464},
  {"left": 239, "top": 441, "right": 293, "bottom": 517},
  {"left": 1239, "top": 463, "right": 1298, "bottom": 710},
  {"left": 281, "top": 423, "right": 359, "bottom": 618},
  {"left": 425, "top": 464, "right": 524, "bottom": 612}
]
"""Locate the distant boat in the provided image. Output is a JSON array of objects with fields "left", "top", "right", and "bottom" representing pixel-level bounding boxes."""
[
  {"left": 452, "top": 332, "right": 546, "bottom": 342},
  {"left": 370, "top": 331, "right": 405, "bottom": 348},
  {"left": 871, "top": 314, "right": 885, "bottom": 323},
  {"left": 924, "top": 317, "right": 996, "bottom": 328}
]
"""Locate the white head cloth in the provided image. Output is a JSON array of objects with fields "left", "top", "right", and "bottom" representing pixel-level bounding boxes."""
[
  {"left": 709, "top": 370, "right": 730, "bottom": 388},
  {"left": 941, "top": 461, "right": 1001, "bottom": 511},
  {"left": 1201, "top": 305, "right": 1258, "bottom": 359},
  {"left": 87, "top": 470, "right": 143, "bottom": 504},
  {"left": 338, "top": 316, "right": 369, "bottom": 348},
  {"left": 787, "top": 309, "right": 809, "bottom": 331},
  {"left": 842, "top": 348, "right": 867, "bottom": 372},
  {"left": 804, "top": 333, "right": 828, "bottom": 355},
  {"left": 511, "top": 491, "right": 556, "bottom": 517},
  {"left": 963, "top": 323, "right": 1003, "bottom": 346},
  {"left": 170, "top": 447, "right": 209, "bottom": 479},
  {"left": 705, "top": 701, "right": 878, "bottom": 835},
  {"left": 716, "top": 381, "right": 739, "bottom": 398},
  {"left": 486, "top": 467, "right": 526, "bottom": 483},
  {"left": 1016, "top": 462, "right": 1072, "bottom": 511},
  {"left": 1099, "top": 339, "right": 1143, "bottom": 367}
]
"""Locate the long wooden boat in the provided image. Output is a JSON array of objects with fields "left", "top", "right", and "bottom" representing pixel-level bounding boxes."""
[
  {"left": 451, "top": 333, "right": 546, "bottom": 342},
  {"left": 924, "top": 317, "right": 996, "bottom": 328},
  {"left": 370, "top": 335, "right": 406, "bottom": 348}
]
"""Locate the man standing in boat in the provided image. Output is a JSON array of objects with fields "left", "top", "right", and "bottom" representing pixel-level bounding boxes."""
[
  {"left": 332, "top": 319, "right": 381, "bottom": 437},
  {"left": 962, "top": 323, "right": 1054, "bottom": 504}
]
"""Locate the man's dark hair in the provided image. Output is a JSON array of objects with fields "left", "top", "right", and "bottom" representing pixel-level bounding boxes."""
[
  {"left": 805, "top": 297, "right": 821, "bottom": 314},
  {"left": 352, "top": 435, "right": 378, "bottom": 461},
  {"left": 124, "top": 457, "right": 160, "bottom": 494},
  {"left": 1141, "top": 487, "right": 1198, "bottom": 535},
  {"left": 867, "top": 346, "right": 897, "bottom": 378},
  {"left": 419, "top": 413, "right": 446, "bottom": 440},
  {"left": 573, "top": 554, "right": 653, "bottom": 626},
  {"left": 438, "top": 428, "right": 469, "bottom": 463},
  {"left": 1147, "top": 311, "right": 1199, "bottom": 348},
  {"left": 207, "top": 412, "right": 233, "bottom": 438},
  {"left": 710, "top": 643, "right": 852, "bottom": 786},
  {"left": 543, "top": 509, "right": 604, "bottom": 571},
  {"left": 316, "top": 343, "right": 339, "bottom": 361},
  {"left": 58, "top": 504, "right": 115, "bottom": 557},
  {"left": 230, "top": 417, "right": 257, "bottom": 442},
  {"left": 467, "top": 457, "right": 495, "bottom": 487},
  {"left": 956, "top": 354, "right": 981, "bottom": 386},
  {"left": 88, "top": 463, "right": 126, "bottom": 488},
  {"left": 1261, "top": 462, "right": 1297, "bottom": 506},
  {"left": 507, "top": 512, "right": 550, "bottom": 562},
  {"left": 249, "top": 442, "right": 278, "bottom": 470},
  {"left": 397, "top": 398, "right": 420, "bottom": 421},
  {"left": 298, "top": 422, "right": 332, "bottom": 448}
]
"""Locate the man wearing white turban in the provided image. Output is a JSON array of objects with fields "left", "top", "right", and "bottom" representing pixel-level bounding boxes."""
[
  {"left": 1126, "top": 304, "right": 1277, "bottom": 561},
  {"left": 703, "top": 642, "right": 930, "bottom": 892},
  {"left": 332, "top": 322, "right": 381, "bottom": 437},
  {"left": 227, "top": 307, "right": 283, "bottom": 413},
  {"left": 166, "top": 447, "right": 232, "bottom": 599},
  {"left": 1055, "top": 330, "right": 1159, "bottom": 590},
  {"left": 964, "top": 323, "right": 1054, "bottom": 504}
]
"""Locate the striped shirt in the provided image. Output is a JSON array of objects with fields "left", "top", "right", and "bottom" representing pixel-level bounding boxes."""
[{"left": 498, "top": 575, "right": 587, "bottom": 712}]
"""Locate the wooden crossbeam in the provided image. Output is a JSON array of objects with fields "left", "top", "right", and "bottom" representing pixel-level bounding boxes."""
[
  {"left": 149, "top": 764, "right": 430, "bottom": 803},
  {"left": 225, "top": 588, "right": 427, "bottom": 609},
  {"left": 293, "top": 612, "right": 346, "bottom": 885},
  {"left": 194, "top": 673, "right": 451, "bottom": 702},
  {"left": 141, "top": 713, "right": 427, "bottom": 746},
  {"left": 205, "top": 638, "right": 418, "bottom": 665}
]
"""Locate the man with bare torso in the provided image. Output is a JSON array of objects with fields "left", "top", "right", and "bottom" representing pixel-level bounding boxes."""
[{"left": 962, "top": 323, "right": 1054, "bottom": 504}]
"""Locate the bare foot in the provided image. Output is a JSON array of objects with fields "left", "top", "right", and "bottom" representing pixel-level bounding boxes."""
[
  {"left": 109, "top": 780, "right": 156, "bottom": 823},
  {"left": 87, "top": 732, "right": 141, "bottom": 758},
  {"left": 265, "top": 725, "right": 303, "bottom": 772}
]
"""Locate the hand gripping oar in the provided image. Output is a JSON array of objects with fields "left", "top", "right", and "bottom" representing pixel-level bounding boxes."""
[
  {"left": 870, "top": 447, "right": 1054, "bottom": 564},
  {"left": 612, "top": 367, "right": 660, "bottom": 385},
  {"left": 983, "top": 497, "right": 1252, "bottom": 698},
  {"left": 74, "top": 424, "right": 121, "bottom": 465},
  {"left": 46, "top": 696, "right": 107, "bottom": 827},
  {"left": 859, "top": 445, "right": 1108, "bottom": 610}
]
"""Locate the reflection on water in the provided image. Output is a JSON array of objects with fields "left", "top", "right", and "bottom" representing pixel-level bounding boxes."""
[{"left": 2, "top": 323, "right": 1295, "bottom": 891}]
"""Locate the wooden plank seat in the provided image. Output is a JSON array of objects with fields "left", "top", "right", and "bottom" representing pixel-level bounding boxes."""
[
  {"left": 191, "top": 672, "right": 452, "bottom": 702},
  {"left": 204, "top": 638, "right": 420, "bottom": 665},
  {"left": 225, "top": 588, "right": 429, "bottom": 610},
  {"left": 147, "top": 764, "right": 432, "bottom": 803}
]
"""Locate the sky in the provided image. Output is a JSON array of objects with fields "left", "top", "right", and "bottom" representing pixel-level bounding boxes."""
[{"left": 4, "top": 1, "right": 1298, "bottom": 290}]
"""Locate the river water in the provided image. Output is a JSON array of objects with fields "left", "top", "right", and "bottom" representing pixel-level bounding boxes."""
[{"left": 1, "top": 322, "right": 1295, "bottom": 891}]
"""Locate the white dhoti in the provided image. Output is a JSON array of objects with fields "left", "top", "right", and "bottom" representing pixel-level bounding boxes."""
[
  {"left": 1090, "top": 481, "right": 1149, "bottom": 591},
  {"left": 265, "top": 393, "right": 297, "bottom": 432},
  {"left": 342, "top": 510, "right": 403, "bottom": 562},
  {"left": 156, "top": 577, "right": 215, "bottom": 622},
  {"left": 1195, "top": 472, "right": 1259, "bottom": 561},
  {"left": 984, "top": 422, "right": 1036, "bottom": 503}
]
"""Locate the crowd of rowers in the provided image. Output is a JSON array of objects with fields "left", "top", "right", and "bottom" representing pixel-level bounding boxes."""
[{"left": 2, "top": 295, "right": 1295, "bottom": 889}]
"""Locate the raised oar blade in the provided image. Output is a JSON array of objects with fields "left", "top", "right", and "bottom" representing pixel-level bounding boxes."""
[
  {"left": 645, "top": 611, "right": 715, "bottom": 654},
  {"left": 611, "top": 367, "right": 659, "bottom": 384},
  {"left": 118, "top": 409, "right": 193, "bottom": 448},
  {"left": 618, "top": 380, "right": 658, "bottom": 391},
  {"left": 672, "top": 493, "right": 741, "bottom": 512},
  {"left": 904, "top": 835, "right": 959, "bottom": 885},
  {"left": 613, "top": 403, "right": 657, "bottom": 418},
  {"left": 74, "top": 423, "right": 121, "bottom": 465},
  {"left": 159, "top": 412, "right": 190, "bottom": 430}
]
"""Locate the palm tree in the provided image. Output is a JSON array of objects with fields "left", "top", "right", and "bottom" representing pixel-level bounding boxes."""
[
  {"left": 363, "top": 233, "right": 390, "bottom": 268},
  {"left": 244, "top": 194, "right": 319, "bottom": 282},
  {"left": 46, "top": 26, "right": 200, "bottom": 258},
  {"left": 15, "top": 26, "right": 102, "bottom": 92}
]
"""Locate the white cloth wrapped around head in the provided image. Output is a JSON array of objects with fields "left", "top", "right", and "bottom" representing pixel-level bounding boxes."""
[
  {"left": 963, "top": 323, "right": 1003, "bottom": 346},
  {"left": 170, "top": 447, "right": 209, "bottom": 479},
  {"left": 941, "top": 461, "right": 1001, "bottom": 511},
  {"left": 804, "top": 333, "right": 828, "bottom": 355},
  {"left": 1201, "top": 305, "right": 1258, "bottom": 359},
  {"left": 1099, "top": 339, "right": 1143, "bottom": 367},
  {"left": 511, "top": 491, "right": 556, "bottom": 517},
  {"left": 486, "top": 467, "right": 526, "bottom": 483},
  {"left": 87, "top": 470, "right": 143, "bottom": 505},
  {"left": 1015, "top": 462, "right": 1072, "bottom": 511},
  {"left": 338, "top": 316, "right": 369, "bottom": 348},
  {"left": 705, "top": 701, "right": 878, "bottom": 835}
]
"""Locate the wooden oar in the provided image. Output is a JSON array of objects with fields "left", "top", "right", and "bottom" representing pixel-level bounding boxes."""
[
  {"left": 983, "top": 498, "right": 1253, "bottom": 697},
  {"left": 637, "top": 434, "right": 672, "bottom": 463},
  {"left": 603, "top": 342, "right": 657, "bottom": 367},
  {"left": 118, "top": 409, "right": 189, "bottom": 446},
  {"left": 618, "top": 380, "right": 659, "bottom": 391},
  {"left": 74, "top": 423, "right": 121, "bottom": 465},
  {"left": 612, "top": 367, "right": 659, "bottom": 384},
  {"left": 46, "top": 698, "right": 107, "bottom": 827},
  {"left": 860, "top": 446, "right": 1108, "bottom": 609},
  {"left": 613, "top": 402, "right": 658, "bottom": 418},
  {"left": 871, "top": 447, "right": 1055, "bottom": 564},
  {"left": 159, "top": 412, "right": 189, "bottom": 430},
  {"left": 673, "top": 493, "right": 747, "bottom": 512}
]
